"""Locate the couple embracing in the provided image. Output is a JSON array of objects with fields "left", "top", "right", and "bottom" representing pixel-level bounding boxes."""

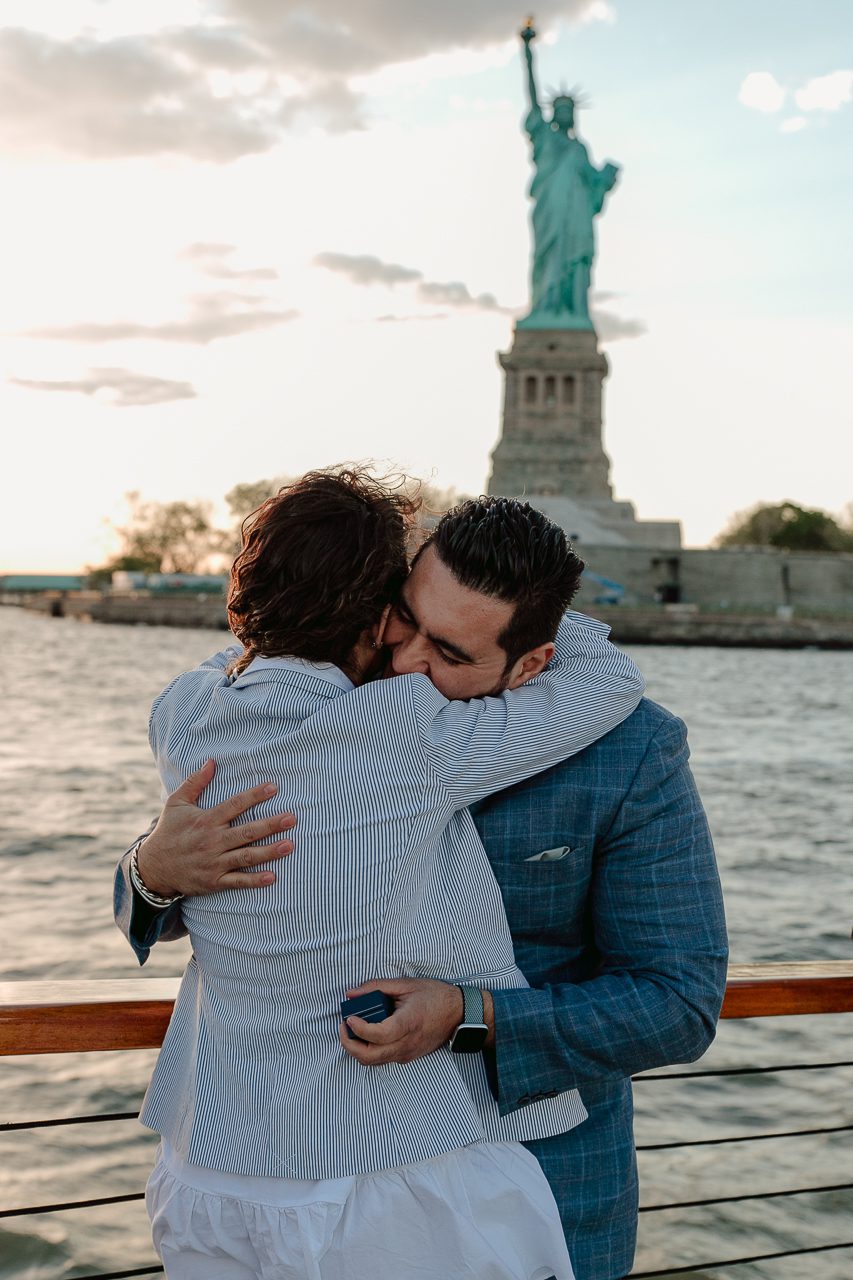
[{"left": 115, "top": 467, "right": 727, "bottom": 1280}]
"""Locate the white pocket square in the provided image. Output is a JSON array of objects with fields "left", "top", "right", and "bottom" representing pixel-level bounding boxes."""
[{"left": 525, "top": 845, "right": 573, "bottom": 862}]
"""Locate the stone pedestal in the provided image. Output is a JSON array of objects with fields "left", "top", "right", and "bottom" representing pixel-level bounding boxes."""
[
  {"left": 487, "top": 328, "right": 612, "bottom": 500},
  {"left": 487, "top": 326, "right": 682, "bottom": 550}
]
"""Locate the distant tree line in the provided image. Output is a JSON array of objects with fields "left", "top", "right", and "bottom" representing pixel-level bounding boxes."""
[
  {"left": 88, "top": 490, "right": 853, "bottom": 585},
  {"left": 87, "top": 476, "right": 470, "bottom": 583},
  {"left": 714, "top": 501, "right": 853, "bottom": 553}
]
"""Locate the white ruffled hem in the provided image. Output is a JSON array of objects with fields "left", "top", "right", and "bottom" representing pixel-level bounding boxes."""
[{"left": 147, "top": 1139, "right": 574, "bottom": 1280}]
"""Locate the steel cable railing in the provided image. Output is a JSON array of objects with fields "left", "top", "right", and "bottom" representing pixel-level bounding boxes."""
[
  {"left": 637, "top": 1121, "right": 853, "bottom": 1150},
  {"left": 628, "top": 1239, "right": 853, "bottom": 1277},
  {"left": 71, "top": 1269, "right": 163, "bottom": 1280},
  {"left": 639, "top": 1180, "right": 853, "bottom": 1213},
  {"left": 1, "top": 966, "right": 851, "bottom": 1277},
  {"left": 634, "top": 1058, "right": 853, "bottom": 1080},
  {"left": 628, "top": 1057, "right": 853, "bottom": 1274},
  {"left": 0, "top": 1110, "right": 139, "bottom": 1132},
  {"left": 0, "top": 1190, "right": 144, "bottom": 1219}
]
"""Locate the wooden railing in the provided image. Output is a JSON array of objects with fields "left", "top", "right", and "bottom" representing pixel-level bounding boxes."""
[
  {"left": 1, "top": 963, "right": 851, "bottom": 1279},
  {"left": 1, "top": 962, "right": 852, "bottom": 1056}
]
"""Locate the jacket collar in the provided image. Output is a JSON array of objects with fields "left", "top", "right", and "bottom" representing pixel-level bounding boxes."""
[{"left": 235, "top": 654, "right": 354, "bottom": 694}]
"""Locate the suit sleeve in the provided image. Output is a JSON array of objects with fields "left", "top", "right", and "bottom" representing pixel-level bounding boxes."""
[
  {"left": 414, "top": 612, "right": 644, "bottom": 810},
  {"left": 489, "top": 715, "right": 728, "bottom": 1114},
  {"left": 113, "top": 827, "right": 187, "bottom": 966}
]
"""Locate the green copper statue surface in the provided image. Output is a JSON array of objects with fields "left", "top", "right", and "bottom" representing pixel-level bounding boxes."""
[{"left": 518, "top": 21, "right": 619, "bottom": 330}]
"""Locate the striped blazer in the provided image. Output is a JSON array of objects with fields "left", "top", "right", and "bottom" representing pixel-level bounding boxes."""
[{"left": 139, "top": 613, "right": 643, "bottom": 1178}]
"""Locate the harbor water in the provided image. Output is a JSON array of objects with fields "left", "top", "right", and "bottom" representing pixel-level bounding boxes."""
[{"left": 1, "top": 607, "right": 851, "bottom": 1279}]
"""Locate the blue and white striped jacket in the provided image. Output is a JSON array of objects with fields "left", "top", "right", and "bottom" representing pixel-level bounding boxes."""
[{"left": 140, "top": 613, "right": 643, "bottom": 1178}]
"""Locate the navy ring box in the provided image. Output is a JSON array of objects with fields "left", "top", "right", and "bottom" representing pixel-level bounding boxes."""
[{"left": 340, "top": 990, "right": 395, "bottom": 1041}]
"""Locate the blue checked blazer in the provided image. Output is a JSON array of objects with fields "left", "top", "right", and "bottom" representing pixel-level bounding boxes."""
[{"left": 471, "top": 697, "right": 728, "bottom": 1280}]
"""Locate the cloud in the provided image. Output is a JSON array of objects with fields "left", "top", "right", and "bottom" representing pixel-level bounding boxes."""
[
  {"left": 316, "top": 248, "right": 513, "bottom": 314},
  {"left": 376, "top": 313, "right": 448, "bottom": 323},
  {"left": 0, "top": 27, "right": 280, "bottom": 161},
  {"left": 0, "top": 3, "right": 597, "bottom": 160},
  {"left": 21, "top": 292, "right": 299, "bottom": 345},
  {"left": 590, "top": 308, "right": 646, "bottom": 341},
  {"left": 314, "top": 251, "right": 423, "bottom": 286},
  {"left": 417, "top": 280, "right": 506, "bottom": 311},
  {"left": 579, "top": 1, "right": 617, "bottom": 25},
  {"left": 780, "top": 116, "right": 807, "bottom": 134},
  {"left": 221, "top": 1, "right": 595, "bottom": 78},
  {"left": 738, "top": 71, "right": 786, "bottom": 113},
  {"left": 794, "top": 69, "right": 853, "bottom": 113},
  {"left": 9, "top": 367, "right": 197, "bottom": 406},
  {"left": 182, "top": 243, "right": 278, "bottom": 281},
  {"left": 278, "top": 78, "right": 367, "bottom": 133}
]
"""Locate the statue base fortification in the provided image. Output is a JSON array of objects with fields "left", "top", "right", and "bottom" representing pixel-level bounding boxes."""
[
  {"left": 487, "top": 326, "right": 682, "bottom": 550},
  {"left": 488, "top": 327, "right": 612, "bottom": 501}
]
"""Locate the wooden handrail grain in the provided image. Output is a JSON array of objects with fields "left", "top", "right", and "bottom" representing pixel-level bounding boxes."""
[
  {"left": 721, "top": 961, "right": 853, "bottom": 1019},
  {"left": 0, "top": 981, "right": 179, "bottom": 1056},
  {"left": 1, "top": 964, "right": 852, "bottom": 1056}
]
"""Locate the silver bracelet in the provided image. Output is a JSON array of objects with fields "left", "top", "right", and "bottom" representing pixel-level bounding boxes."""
[{"left": 129, "top": 838, "right": 183, "bottom": 908}]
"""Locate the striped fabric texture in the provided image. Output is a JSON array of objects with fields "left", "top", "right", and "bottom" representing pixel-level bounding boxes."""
[{"left": 140, "top": 612, "right": 643, "bottom": 1179}]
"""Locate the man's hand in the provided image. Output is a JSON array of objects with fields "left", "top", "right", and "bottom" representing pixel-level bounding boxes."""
[
  {"left": 339, "top": 978, "right": 495, "bottom": 1064},
  {"left": 136, "top": 760, "right": 296, "bottom": 898}
]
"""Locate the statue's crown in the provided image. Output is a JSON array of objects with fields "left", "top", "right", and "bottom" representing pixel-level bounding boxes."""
[{"left": 548, "top": 83, "right": 586, "bottom": 111}]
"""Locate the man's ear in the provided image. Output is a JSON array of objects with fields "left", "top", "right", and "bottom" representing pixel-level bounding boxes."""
[{"left": 505, "top": 641, "right": 556, "bottom": 690}]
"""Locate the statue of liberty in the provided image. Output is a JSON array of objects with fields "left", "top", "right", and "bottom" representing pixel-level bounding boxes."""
[{"left": 518, "top": 20, "right": 619, "bottom": 330}]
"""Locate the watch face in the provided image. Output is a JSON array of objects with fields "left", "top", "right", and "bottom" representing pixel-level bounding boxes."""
[{"left": 450, "top": 1023, "right": 489, "bottom": 1053}]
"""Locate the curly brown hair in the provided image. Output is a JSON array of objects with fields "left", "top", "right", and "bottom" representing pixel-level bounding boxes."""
[{"left": 227, "top": 466, "right": 420, "bottom": 677}]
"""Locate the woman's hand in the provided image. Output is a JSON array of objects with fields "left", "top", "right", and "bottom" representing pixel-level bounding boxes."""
[{"left": 136, "top": 760, "right": 296, "bottom": 898}]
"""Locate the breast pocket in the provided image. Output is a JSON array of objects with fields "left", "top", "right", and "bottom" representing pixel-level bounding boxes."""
[{"left": 494, "top": 844, "right": 592, "bottom": 942}]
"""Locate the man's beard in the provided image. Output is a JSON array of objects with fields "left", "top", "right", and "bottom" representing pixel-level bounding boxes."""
[{"left": 484, "top": 664, "right": 513, "bottom": 697}]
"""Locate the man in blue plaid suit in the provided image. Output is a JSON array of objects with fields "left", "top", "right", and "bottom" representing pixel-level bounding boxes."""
[
  {"left": 470, "top": 702, "right": 726, "bottom": 1279},
  {"left": 118, "top": 498, "right": 727, "bottom": 1280},
  {"left": 342, "top": 705, "right": 727, "bottom": 1280}
]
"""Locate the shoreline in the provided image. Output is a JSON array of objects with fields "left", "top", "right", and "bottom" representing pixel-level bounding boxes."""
[{"left": 8, "top": 595, "right": 853, "bottom": 649}]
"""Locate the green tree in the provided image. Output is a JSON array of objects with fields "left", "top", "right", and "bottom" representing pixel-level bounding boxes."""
[
  {"left": 416, "top": 482, "right": 473, "bottom": 515},
  {"left": 89, "top": 492, "right": 220, "bottom": 580},
  {"left": 715, "top": 501, "right": 853, "bottom": 552},
  {"left": 218, "top": 477, "right": 291, "bottom": 558},
  {"left": 225, "top": 478, "right": 289, "bottom": 523}
]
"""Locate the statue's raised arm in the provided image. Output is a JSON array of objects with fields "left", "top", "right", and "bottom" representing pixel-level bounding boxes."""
[{"left": 521, "top": 19, "right": 542, "bottom": 119}]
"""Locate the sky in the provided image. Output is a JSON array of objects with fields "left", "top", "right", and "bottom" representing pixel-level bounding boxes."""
[{"left": 1, "top": 0, "right": 852, "bottom": 571}]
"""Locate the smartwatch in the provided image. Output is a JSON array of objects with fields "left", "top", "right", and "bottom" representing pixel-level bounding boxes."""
[{"left": 449, "top": 985, "right": 489, "bottom": 1054}]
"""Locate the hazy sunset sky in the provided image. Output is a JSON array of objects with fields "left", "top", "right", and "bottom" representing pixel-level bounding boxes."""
[{"left": 2, "top": 0, "right": 851, "bottom": 571}]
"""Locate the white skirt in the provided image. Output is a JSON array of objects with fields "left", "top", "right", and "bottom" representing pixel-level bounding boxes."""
[{"left": 147, "top": 1138, "right": 574, "bottom": 1280}]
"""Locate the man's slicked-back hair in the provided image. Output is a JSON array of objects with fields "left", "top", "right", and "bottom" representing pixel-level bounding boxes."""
[
  {"left": 420, "top": 496, "right": 584, "bottom": 667},
  {"left": 228, "top": 466, "right": 419, "bottom": 676}
]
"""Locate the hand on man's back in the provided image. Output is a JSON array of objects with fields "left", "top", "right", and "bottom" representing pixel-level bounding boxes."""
[{"left": 136, "top": 759, "right": 296, "bottom": 898}]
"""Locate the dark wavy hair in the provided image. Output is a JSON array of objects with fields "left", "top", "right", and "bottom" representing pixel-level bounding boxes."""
[
  {"left": 419, "top": 496, "right": 584, "bottom": 668},
  {"left": 228, "top": 467, "right": 420, "bottom": 676}
]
